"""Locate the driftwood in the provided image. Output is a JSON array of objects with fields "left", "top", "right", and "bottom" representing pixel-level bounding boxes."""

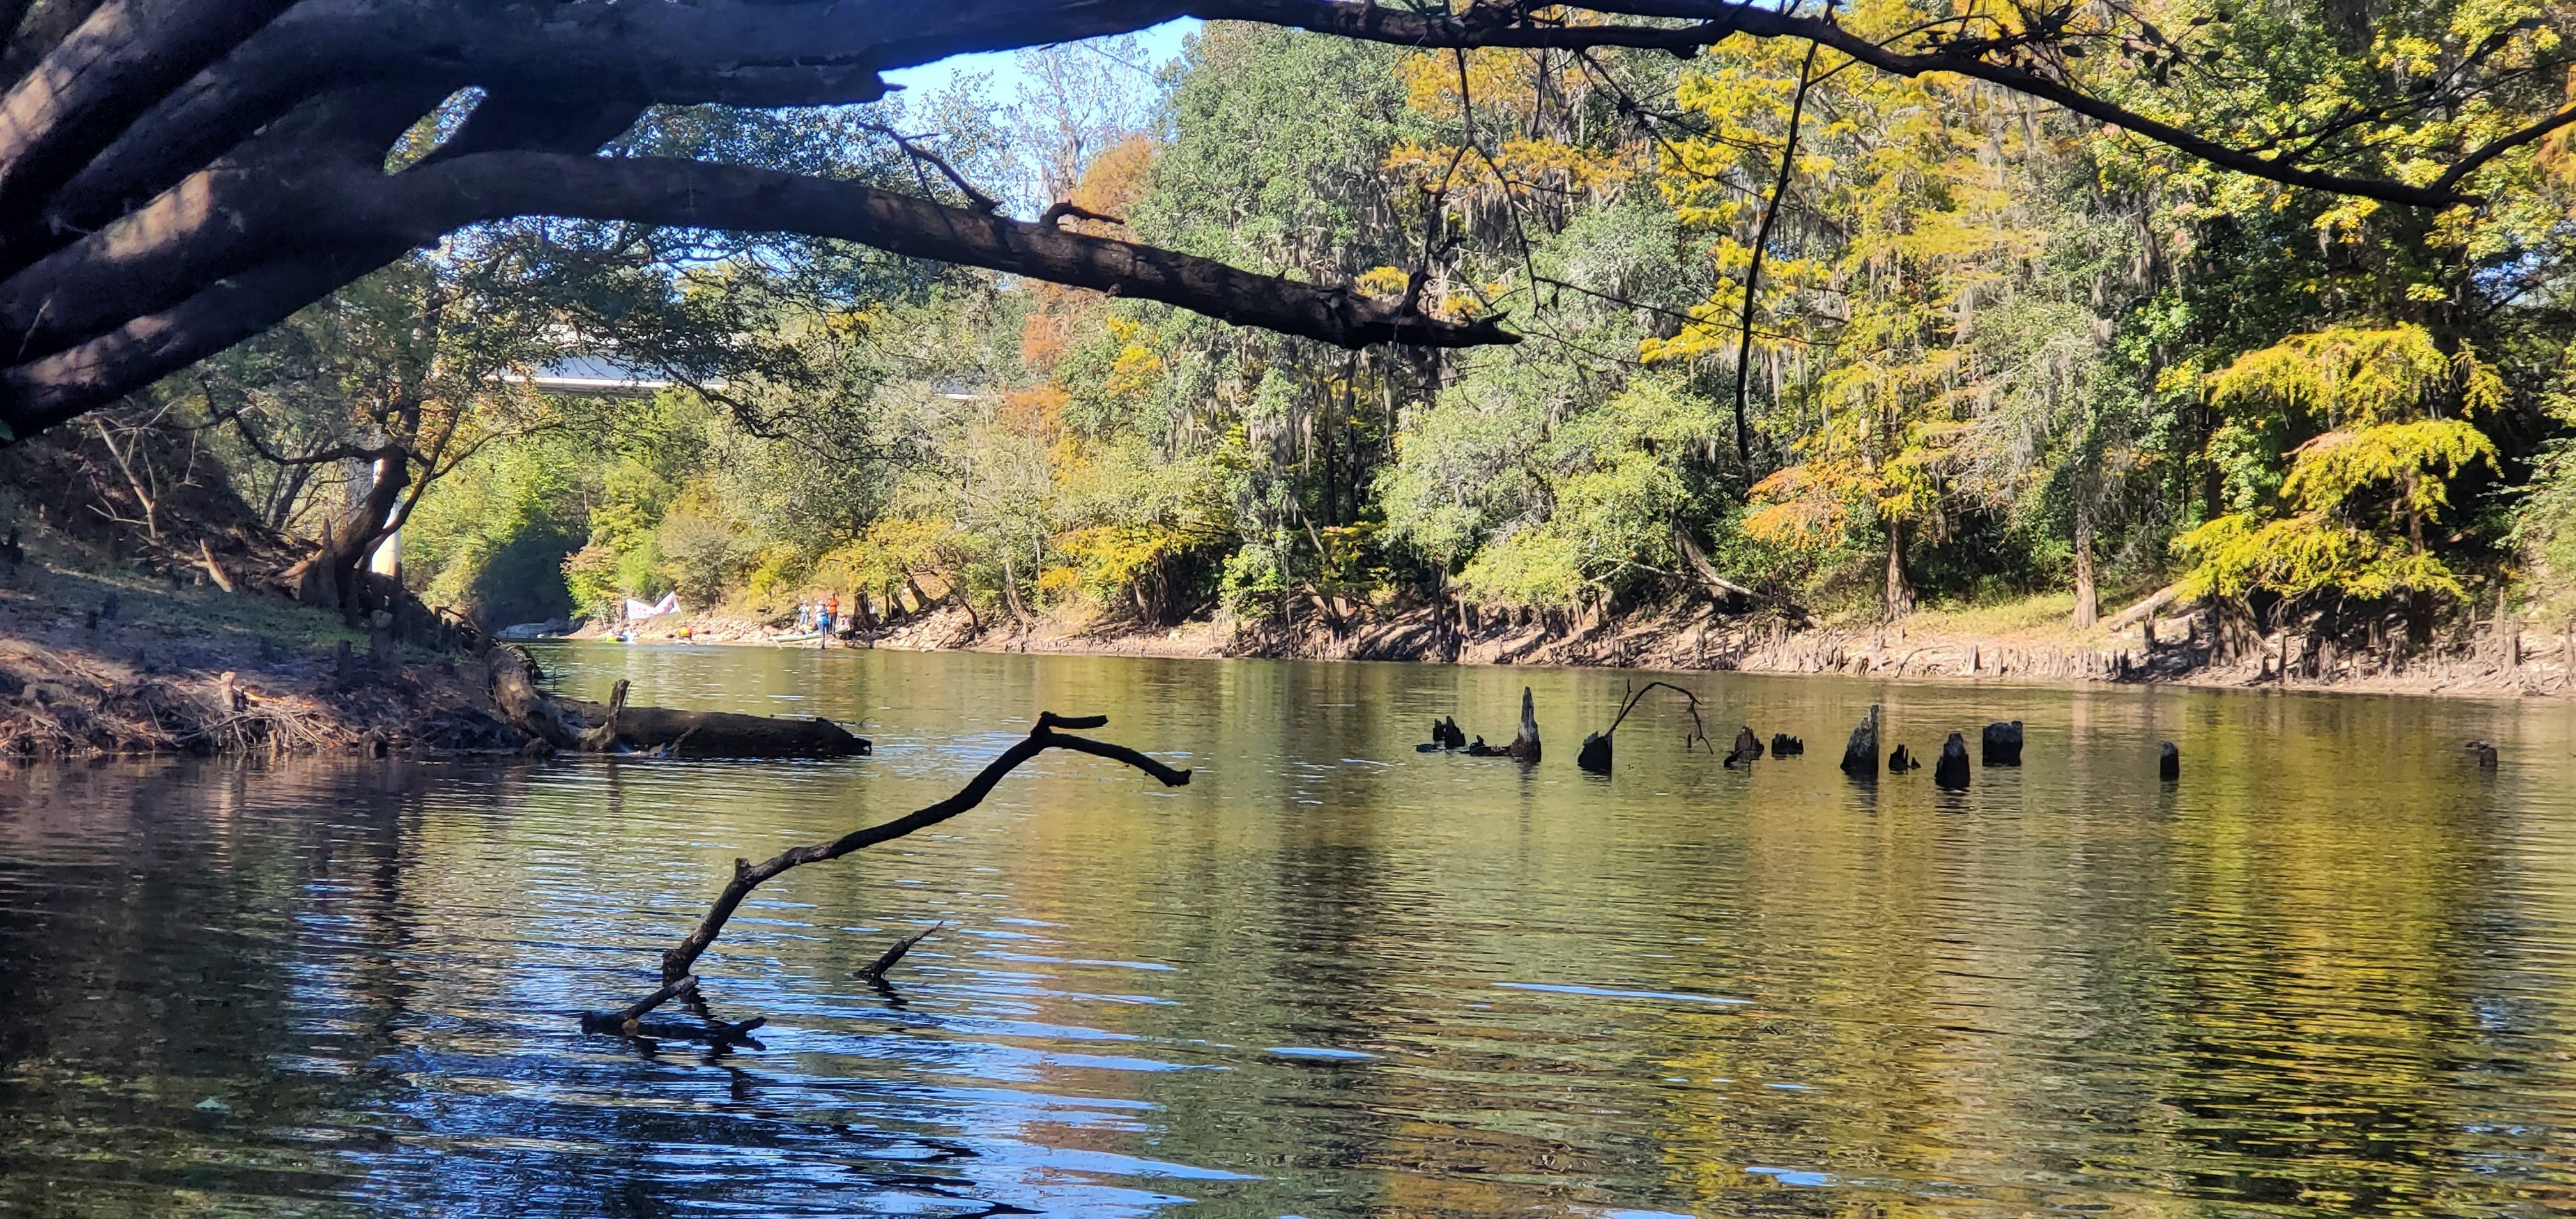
[
  {"left": 658, "top": 711, "right": 1188, "bottom": 984},
  {"left": 578, "top": 974, "right": 769, "bottom": 1045},
  {"left": 1579, "top": 680, "right": 1710, "bottom": 774},
  {"left": 486, "top": 648, "right": 583, "bottom": 749},
  {"left": 582, "top": 974, "right": 700, "bottom": 1034},
  {"left": 197, "top": 540, "right": 236, "bottom": 593},
  {"left": 2104, "top": 583, "right": 2182, "bottom": 632}
]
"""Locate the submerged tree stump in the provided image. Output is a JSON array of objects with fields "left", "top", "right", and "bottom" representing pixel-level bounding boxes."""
[
  {"left": 1508, "top": 687, "right": 1541, "bottom": 763},
  {"left": 1981, "top": 721, "right": 2023, "bottom": 766},
  {"left": 1935, "top": 732, "right": 1970, "bottom": 789},
  {"left": 1840, "top": 705, "right": 1880, "bottom": 778}
]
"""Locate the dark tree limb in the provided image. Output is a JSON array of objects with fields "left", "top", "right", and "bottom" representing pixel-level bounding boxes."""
[
  {"left": 1039, "top": 199, "right": 1123, "bottom": 229},
  {"left": 857, "top": 922, "right": 944, "bottom": 981},
  {"left": 0, "top": 0, "right": 2555, "bottom": 447},
  {"left": 659, "top": 712, "right": 1189, "bottom": 984},
  {"left": 0, "top": 151, "right": 1515, "bottom": 436},
  {"left": 0, "top": 0, "right": 300, "bottom": 228},
  {"left": 1730, "top": 38, "right": 1817, "bottom": 467},
  {"left": 580, "top": 973, "right": 698, "bottom": 1033},
  {"left": 1204, "top": 0, "right": 2503, "bottom": 208}
]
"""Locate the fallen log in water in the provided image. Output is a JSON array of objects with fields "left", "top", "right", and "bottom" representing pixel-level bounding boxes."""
[
  {"left": 555, "top": 696, "right": 870, "bottom": 758},
  {"left": 487, "top": 648, "right": 585, "bottom": 750},
  {"left": 482, "top": 647, "right": 868, "bottom": 758},
  {"left": 582, "top": 974, "right": 700, "bottom": 1034}
]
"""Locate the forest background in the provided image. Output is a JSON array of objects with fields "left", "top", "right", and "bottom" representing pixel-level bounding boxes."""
[{"left": 56, "top": 10, "right": 2576, "bottom": 659}]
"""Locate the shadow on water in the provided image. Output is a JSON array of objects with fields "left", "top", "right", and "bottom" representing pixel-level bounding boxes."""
[{"left": 2, "top": 643, "right": 2574, "bottom": 1216}]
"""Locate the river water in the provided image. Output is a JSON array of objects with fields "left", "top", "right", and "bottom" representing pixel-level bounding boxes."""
[{"left": 3, "top": 645, "right": 2575, "bottom": 1217}]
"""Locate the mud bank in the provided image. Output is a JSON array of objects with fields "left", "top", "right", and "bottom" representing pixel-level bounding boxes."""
[{"left": 591, "top": 598, "right": 2576, "bottom": 701}]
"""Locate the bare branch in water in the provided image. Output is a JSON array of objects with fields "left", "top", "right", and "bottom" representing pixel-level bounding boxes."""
[
  {"left": 1604, "top": 680, "right": 1710, "bottom": 750},
  {"left": 659, "top": 712, "right": 1190, "bottom": 984}
]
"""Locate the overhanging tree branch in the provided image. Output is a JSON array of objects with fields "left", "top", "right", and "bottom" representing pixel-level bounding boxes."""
[
  {"left": 0, "top": 151, "right": 1517, "bottom": 438},
  {"left": 0, "top": 0, "right": 2561, "bottom": 446},
  {"left": 1195, "top": 0, "right": 2510, "bottom": 207}
]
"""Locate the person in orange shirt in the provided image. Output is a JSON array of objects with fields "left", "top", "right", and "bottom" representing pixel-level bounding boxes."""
[{"left": 820, "top": 594, "right": 838, "bottom": 647}]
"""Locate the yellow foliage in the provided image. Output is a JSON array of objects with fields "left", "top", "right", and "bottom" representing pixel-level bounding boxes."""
[
  {"left": 1355, "top": 266, "right": 1411, "bottom": 300},
  {"left": 745, "top": 542, "right": 806, "bottom": 598},
  {"left": 2174, "top": 512, "right": 2468, "bottom": 601},
  {"left": 2181, "top": 326, "right": 2504, "bottom": 604},
  {"left": 1385, "top": 43, "right": 1641, "bottom": 213},
  {"left": 2207, "top": 324, "right": 2492, "bottom": 427},
  {"left": 816, "top": 515, "right": 961, "bottom": 591},
  {"left": 2282, "top": 420, "right": 2499, "bottom": 518},
  {"left": 1745, "top": 463, "right": 1866, "bottom": 551},
  {"left": 1106, "top": 342, "right": 1163, "bottom": 399}
]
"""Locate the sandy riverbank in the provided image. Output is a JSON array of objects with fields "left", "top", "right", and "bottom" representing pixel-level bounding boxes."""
[{"left": 569, "top": 595, "right": 2576, "bottom": 701}]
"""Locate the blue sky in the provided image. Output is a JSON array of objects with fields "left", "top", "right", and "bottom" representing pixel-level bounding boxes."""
[{"left": 882, "top": 19, "right": 1200, "bottom": 105}]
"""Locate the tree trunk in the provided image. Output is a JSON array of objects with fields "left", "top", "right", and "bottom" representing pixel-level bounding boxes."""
[
  {"left": 282, "top": 452, "right": 409, "bottom": 622},
  {"left": 999, "top": 553, "right": 1027, "bottom": 622},
  {"left": 2071, "top": 508, "right": 2098, "bottom": 629},
  {"left": 1883, "top": 519, "right": 1915, "bottom": 619}
]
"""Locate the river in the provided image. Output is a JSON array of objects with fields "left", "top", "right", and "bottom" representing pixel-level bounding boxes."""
[{"left": 3, "top": 644, "right": 2573, "bottom": 1216}]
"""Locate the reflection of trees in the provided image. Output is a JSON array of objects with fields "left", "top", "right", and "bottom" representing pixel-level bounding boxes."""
[
  {"left": 11, "top": 666, "right": 2572, "bottom": 1216},
  {"left": 0, "top": 759, "right": 419, "bottom": 1212},
  {"left": 1630, "top": 686, "right": 2576, "bottom": 1215},
  {"left": 2144, "top": 698, "right": 2531, "bottom": 1213}
]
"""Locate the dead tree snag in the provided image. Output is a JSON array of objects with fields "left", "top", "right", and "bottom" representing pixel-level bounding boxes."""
[{"left": 658, "top": 711, "right": 1189, "bottom": 985}]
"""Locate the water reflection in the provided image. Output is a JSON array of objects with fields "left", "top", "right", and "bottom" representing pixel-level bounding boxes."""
[{"left": 1, "top": 645, "right": 2573, "bottom": 1216}]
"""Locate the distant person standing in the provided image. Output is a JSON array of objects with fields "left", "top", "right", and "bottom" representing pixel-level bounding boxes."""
[{"left": 819, "top": 595, "right": 837, "bottom": 648}]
